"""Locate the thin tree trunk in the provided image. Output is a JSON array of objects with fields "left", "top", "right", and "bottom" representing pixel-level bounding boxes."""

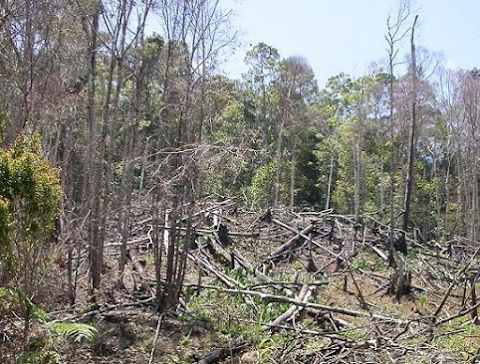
[
  {"left": 402, "top": 14, "right": 419, "bottom": 233},
  {"left": 289, "top": 150, "right": 295, "bottom": 207},
  {"left": 82, "top": 2, "right": 102, "bottom": 299},
  {"left": 325, "top": 151, "right": 334, "bottom": 210},
  {"left": 273, "top": 117, "right": 285, "bottom": 207}
]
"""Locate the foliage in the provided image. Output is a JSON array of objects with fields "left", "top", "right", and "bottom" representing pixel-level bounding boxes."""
[
  {"left": 0, "top": 286, "right": 97, "bottom": 363},
  {"left": 17, "top": 350, "right": 61, "bottom": 364},
  {"left": 244, "top": 161, "right": 277, "bottom": 208},
  {"left": 1, "top": 1, "right": 480, "bottom": 361},
  {"left": 0, "top": 132, "right": 61, "bottom": 287},
  {"left": 0, "top": 133, "right": 62, "bottom": 362},
  {"left": 46, "top": 322, "right": 98, "bottom": 343}
]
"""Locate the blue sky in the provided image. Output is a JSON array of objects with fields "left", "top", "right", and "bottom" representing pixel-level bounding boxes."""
[{"left": 221, "top": 0, "right": 480, "bottom": 87}]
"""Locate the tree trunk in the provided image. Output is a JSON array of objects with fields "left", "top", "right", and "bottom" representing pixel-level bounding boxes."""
[
  {"left": 289, "top": 151, "right": 295, "bottom": 207},
  {"left": 273, "top": 117, "right": 285, "bottom": 207},
  {"left": 325, "top": 151, "right": 334, "bottom": 210},
  {"left": 82, "top": 2, "right": 103, "bottom": 300},
  {"left": 402, "top": 14, "right": 419, "bottom": 234}
]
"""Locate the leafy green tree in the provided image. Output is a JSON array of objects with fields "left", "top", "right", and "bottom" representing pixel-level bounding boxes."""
[
  {"left": 272, "top": 56, "right": 318, "bottom": 206},
  {"left": 201, "top": 77, "right": 258, "bottom": 199},
  {"left": 294, "top": 128, "right": 324, "bottom": 206},
  {"left": 244, "top": 42, "right": 281, "bottom": 148},
  {"left": 0, "top": 132, "right": 61, "bottom": 348}
]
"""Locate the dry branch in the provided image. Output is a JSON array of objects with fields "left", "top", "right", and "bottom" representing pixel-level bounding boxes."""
[
  {"left": 433, "top": 246, "right": 480, "bottom": 317},
  {"left": 262, "top": 284, "right": 315, "bottom": 331},
  {"left": 198, "top": 285, "right": 403, "bottom": 324},
  {"left": 263, "top": 224, "right": 315, "bottom": 262}
]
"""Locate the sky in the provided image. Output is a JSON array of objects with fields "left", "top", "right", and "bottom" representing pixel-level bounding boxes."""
[{"left": 221, "top": 0, "right": 480, "bottom": 87}]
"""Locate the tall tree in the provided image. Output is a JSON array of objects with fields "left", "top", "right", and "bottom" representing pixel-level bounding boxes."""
[
  {"left": 244, "top": 42, "right": 280, "bottom": 149},
  {"left": 151, "top": 0, "right": 235, "bottom": 308},
  {"left": 385, "top": 0, "right": 411, "bottom": 260},
  {"left": 272, "top": 56, "right": 317, "bottom": 207},
  {"left": 81, "top": 0, "right": 102, "bottom": 300},
  {"left": 402, "top": 14, "right": 419, "bottom": 232}
]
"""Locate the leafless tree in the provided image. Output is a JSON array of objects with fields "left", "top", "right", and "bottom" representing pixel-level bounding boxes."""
[{"left": 402, "top": 14, "right": 419, "bottom": 233}]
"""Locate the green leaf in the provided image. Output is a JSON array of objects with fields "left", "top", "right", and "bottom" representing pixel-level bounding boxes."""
[{"left": 46, "top": 322, "right": 98, "bottom": 343}]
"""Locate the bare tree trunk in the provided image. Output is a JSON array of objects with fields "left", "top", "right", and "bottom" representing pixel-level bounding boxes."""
[
  {"left": 21, "top": 0, "right": 34, "bottom": 132},
  {"left": 82, "top": 1, "right": 103, "bottom": 300},
  {"left": 385, "top": 1, "right": 410, "bottom": 264},
  {"left": 387, "top": 22, "right": 398, "bottom": 266},
  {"left": 325, "top": 152, "right": 334, "bottom": 210},
  {"left": 353, "top": 90, "right": 364, "bottom": 221},
  {"left": 117, "top": 2, "right": 151, "bottom": 285},
  {"left": 152, "top": 192, "right": 163, "bottom": 310},
  {"left": 152, "top": 0, "right": 234, "bottom": 309},
  {"left": 289, "top": 151, "right": 295, "bottom": 207},
  {"left": 403, "top": 14, "right": 419, "bottom": 233}
]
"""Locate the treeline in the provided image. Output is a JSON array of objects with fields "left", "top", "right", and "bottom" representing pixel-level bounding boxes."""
[{"left": 0, "top": 0, "right": 479, "bottom": 300}]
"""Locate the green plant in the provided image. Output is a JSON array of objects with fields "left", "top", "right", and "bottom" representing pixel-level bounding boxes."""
[
  {"left": 340, "top": 326, "right": 368, "bottom": 341},
  {"left": 180, "top": 333, "right": 190, "bottom": 345},
  {"left": 46, "top": 322, "right": 98, "bottom": 343},
  {"left": 256, "top": 336, "right": 275, "bottom": 363},
  {"left": 170, "top": 353, "right": 191, "bottom": 363},
  {"left": 350, "top": 258, "right": 369, "bottom": 270},
  {"left": 418, "top": 293, "right": 427, "bottom": 310},
  {"left": 17, "top": 350, "right": 61, "bottom": 364},
  {"left": 0, "top": 286, "right": 97, "bottom": 363},
  {"left": 244, "top": 161, "right": 276, "bottom": 208},
  {"left": 0, "top": 133, "right": 62, "bottom": 349}
]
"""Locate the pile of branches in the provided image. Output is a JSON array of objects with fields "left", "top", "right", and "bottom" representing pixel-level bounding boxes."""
[
  {"left": 185, "top": 204, "right": 480, "bottom": 363},
  {"left": 58, "top": 199, "right": 480, "bottom": 363}
]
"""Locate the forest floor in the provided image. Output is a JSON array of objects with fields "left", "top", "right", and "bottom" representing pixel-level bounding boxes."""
[{"left": 34, "top": 201, "right": 480, "bottom": 363}]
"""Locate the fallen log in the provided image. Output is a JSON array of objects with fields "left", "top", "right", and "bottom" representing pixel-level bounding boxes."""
[
  {"left": 263, "top": 218, "right": 344, "bottom": 264},
  {"left": 262, "top": 284, "right": 315, "bottom": 331},
  {"left": 205, "top": 233, "right": 295, "bottom": 295},
  {"left": 187, "top": 251, "right": 240, "bottom": 289}
]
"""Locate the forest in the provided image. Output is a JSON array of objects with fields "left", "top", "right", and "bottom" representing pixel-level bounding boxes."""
[{"left": 1, "top": 0, "right": 480, "bottom": 363}]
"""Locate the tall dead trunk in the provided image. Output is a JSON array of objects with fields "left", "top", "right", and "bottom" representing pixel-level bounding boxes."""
[
  {"left": 325, "top": 151, "right": 334, "bottom": 210},
  {"left": 385, "top": 1, "right": 410, "bottom": 264},
  {"left": 402, "top": 14, "right": 419, "bottom": 234},
  {"left": 353, "top": 87, "right": 364, "bottom": 222},
  {"left": 82, "top": 1, "right": 102, "bottom": 299}
]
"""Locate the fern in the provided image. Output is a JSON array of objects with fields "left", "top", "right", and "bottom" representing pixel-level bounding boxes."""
[{"left": 46, "top": 322, "right": 98, "bottom": 343}]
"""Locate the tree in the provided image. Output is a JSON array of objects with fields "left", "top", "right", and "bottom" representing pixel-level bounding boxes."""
[
  {"left": 315, "top": 73, "right": 390, "bottom": 217},
  {"left": 385, "top": 0, "right": 411, "bottom": 260},
  {"left": 150, "top": 0, "right": 236, "bottom": 309},
  {"left": 244, "top": 42, "right": 281, "bottom": 149},
  {"left": 402, "top": 14, "right": 419, "bottom": 233},
  {"left": 0, "top": 132, "right": 61, "bottom": 347},
  {"left": 272, "top": 56, "right": 317, "bottom": 207}
]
